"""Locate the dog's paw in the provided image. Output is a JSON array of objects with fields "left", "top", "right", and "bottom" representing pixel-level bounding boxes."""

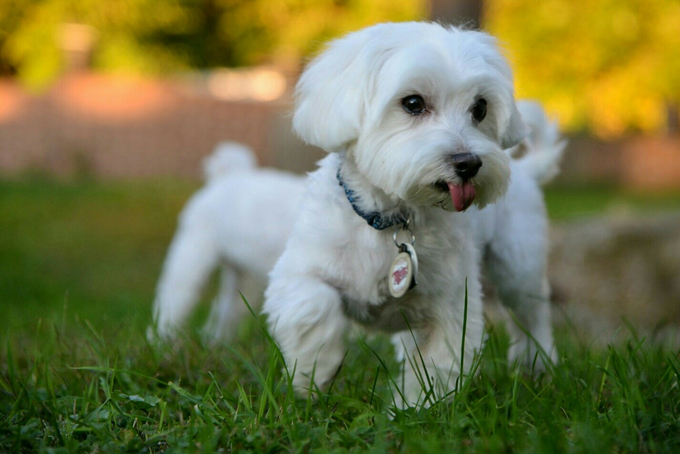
[{"left": 508, "top": 338, "right": 558, "bottom": 374}]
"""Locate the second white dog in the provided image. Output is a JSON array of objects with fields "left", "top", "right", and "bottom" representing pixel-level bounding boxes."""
[
  {"left": 263, "top": 22, "right": 564, "bottom": 408},
  {"left": 152, "top": 142, "right": 304, "bottom": 340}
]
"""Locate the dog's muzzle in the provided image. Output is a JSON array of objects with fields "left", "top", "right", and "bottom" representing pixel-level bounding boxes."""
[{"left": 432, "top": 153, "right": 483, "bottom": 212}]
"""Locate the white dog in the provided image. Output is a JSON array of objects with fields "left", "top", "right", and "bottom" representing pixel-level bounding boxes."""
[
  {"left": 263, "top": 22, "right": 564, "bottom": 408},
  {"left": 151, "top": 142, "right": 304, "bottom": 340},
  {"left": 151, "top": 105, "right": 561, "bottom": 371},
  {"left": 152, "top": 106, "right": 561, "bottom": 373},
  {"left": 151, "top": 107, "right": 561, "bottom": 346}
]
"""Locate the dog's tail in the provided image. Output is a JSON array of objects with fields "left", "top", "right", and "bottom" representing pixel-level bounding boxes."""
[
  {"left": 202, "top": 141, "right": 258, "bottom": 182},
  {"left": 510, "top": 101, "right": 567, "bottom": 186}
]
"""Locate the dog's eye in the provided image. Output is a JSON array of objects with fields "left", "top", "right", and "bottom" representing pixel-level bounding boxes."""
[
  {"left": 471, "top": 98, "right": 487, "bottom": 123},
  {"left": 402, "top": 95, "right": 427, "bottom": 115}
]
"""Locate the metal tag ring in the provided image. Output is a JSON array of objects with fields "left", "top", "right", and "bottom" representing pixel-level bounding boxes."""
[{"left": 393, "top": 224, "right": 415, "bottom": 248}]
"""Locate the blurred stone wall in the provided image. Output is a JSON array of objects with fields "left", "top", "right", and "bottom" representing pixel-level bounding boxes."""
[
  {"left": 549, "top": 212, "right": 680, "bottom": 338},
  {"left": 1, "top": 73, "right": 680, "bottom": 187},
  {"left": 558, "top": 136, "right": 680, "bottom": 190},
  {"left": 0, "top": 74, "right": 322, "bottom": 179},
  {"left": 480, "top": 212, "right": 680, "bottom": 344}
]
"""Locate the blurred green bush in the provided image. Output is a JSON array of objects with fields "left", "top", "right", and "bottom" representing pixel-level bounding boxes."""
[
  {"left": 2, "top": 0, "right": 678, "bottom": 137},
  {"left": 0, "top": 0, "right": 425, "bottom": 89},
  {"left": 486, "top": 0, "right": 680, "bottom": 137}
]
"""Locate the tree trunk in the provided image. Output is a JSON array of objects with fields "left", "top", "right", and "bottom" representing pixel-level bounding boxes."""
[{"left": 429, "top": 0, "right": 483, "bottom": 28}]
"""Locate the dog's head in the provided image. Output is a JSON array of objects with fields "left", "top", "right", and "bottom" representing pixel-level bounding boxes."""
[{"left": 294, "top": 22, "right": 526, "bottom": 211}]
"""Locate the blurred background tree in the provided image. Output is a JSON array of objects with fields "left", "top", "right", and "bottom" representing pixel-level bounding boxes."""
[
  {"left": 485, "top": 0, "right": 680, "bottom": 137},
  {"left": 1, "top": 0, "right": 679, "bottom": 137},
  {"left": 0, "top": 0, "right": 426, "bottom": 88}
]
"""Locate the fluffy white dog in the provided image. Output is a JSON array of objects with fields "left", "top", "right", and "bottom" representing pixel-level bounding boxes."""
[
  {"left": 151, "top": 142, "right": 304, "bottom": 340},
  {"left": 263, "top": 22, "right": 564, "bottom": 408},
  {"left": 152, "top": 105, "right": 561, "bottom": 376}
]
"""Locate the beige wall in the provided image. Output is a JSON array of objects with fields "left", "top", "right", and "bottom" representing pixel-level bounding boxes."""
[{"left": 1, "top": 74, "right": 679, "bottom": 189}]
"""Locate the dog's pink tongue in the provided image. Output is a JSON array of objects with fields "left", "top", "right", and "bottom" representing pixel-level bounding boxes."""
[{"left": 448, "top": 181, "right": 476, "bottom": 212}]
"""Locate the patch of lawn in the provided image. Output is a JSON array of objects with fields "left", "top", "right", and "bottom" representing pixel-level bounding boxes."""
[
  {"left": 0, "top": 177, "right": 199, "bottom": 332},
  {"left": 1, "top": 315, "right": 679, "bottom": 452},
  {"left": 544, "top": 184, "right": 680, "bottom": 220},
  {"left": 1, "top": 176, "right": 680, "bottom": 452}
]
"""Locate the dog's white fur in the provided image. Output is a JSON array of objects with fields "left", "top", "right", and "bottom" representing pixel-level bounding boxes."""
[
  {"left": 151, "top": 142, "right": 304, "bottom": 340},
  {"left": 151, "top": 106, "right": 562, "bottom": 382},
  {"left": 263, "top": 22, "right": 563, "bottom": 408},
  {"left": 151, "top": 107, "right": 562, "bottom": 344},
  {"left": 150, "top": 24, "right": 564, "bottom": 407}
]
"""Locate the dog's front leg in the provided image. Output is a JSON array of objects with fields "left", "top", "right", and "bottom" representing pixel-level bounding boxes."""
[
  {"left": 392, "top": 300, "right": 485, "bottom": 409},
  {"left": 264, "top": 276, "right": 349, "bottom": 397}
]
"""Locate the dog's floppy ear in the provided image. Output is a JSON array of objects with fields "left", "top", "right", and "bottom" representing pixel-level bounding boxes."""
[
  {"left": 293, "top": 26, "right": 387, "bottom": 152},
  {"left": 500, "top": 101, "right": 529, "bottom": 149}
]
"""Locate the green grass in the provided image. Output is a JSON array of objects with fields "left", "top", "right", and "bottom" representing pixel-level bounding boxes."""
[
  {"left": 3, "top": 315, "right": 680, "bottom": 452},
  {"left": 544, "top": 184, "right": 680, "bottom": 220},
  {"left": 1, "top": 177, "right": 680, "bottom": 452},
  {"left": 0, "top": 177, "right": 199, "bottom": 332}
]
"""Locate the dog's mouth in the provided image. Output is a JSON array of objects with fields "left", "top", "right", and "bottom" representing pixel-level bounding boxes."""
[{"left": 434, "top": 181, "right": 476, "bottom": 212}]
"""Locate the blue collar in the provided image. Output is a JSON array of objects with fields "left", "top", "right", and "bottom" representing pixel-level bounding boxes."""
[{"left": 336, "top": 168, "right": 408, "bottom": 230}]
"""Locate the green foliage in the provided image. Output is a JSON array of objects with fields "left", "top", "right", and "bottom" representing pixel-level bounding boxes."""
[
  {"left": 0, "top": 0, "right": 427, "bottom": 90},
  {"left": 486, "top": 0, "right": 680, "bottom": 137},
  {"left": 3, "top": 0, "right": 678, "bottom": 135}
]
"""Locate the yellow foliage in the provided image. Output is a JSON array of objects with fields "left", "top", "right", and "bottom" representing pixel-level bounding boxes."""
[
  {"left": 485, "top": 0, "right": 680, "bottom": 137},
  {"left": 0, "top": 0, "right": 427, "bottom": 90}
]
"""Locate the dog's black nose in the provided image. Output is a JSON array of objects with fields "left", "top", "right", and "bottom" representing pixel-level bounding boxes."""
[{"left": 452, "top": 153, "right": 482, "bottom": 180}]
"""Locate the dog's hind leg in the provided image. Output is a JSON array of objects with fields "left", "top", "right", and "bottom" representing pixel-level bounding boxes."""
[
  {"left": 506, "top": 277, "right": 557, "bottom": 371},
  {"left": 202, "top": 264, "right": 250, "bottom": 341},
  {"left": 485, "top": 232, "right": 558, "bottom": 371},
  {"left": 152, "top": 223, "right": 220, "bottom": 339}
]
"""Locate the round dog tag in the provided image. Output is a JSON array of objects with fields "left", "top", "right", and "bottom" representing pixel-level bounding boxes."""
[
  {"left": 389, "top": 251, "right": 413, "bottom": 298},
  {"left": 388, "top": 244, "right": 418, "bottom": 298}
]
